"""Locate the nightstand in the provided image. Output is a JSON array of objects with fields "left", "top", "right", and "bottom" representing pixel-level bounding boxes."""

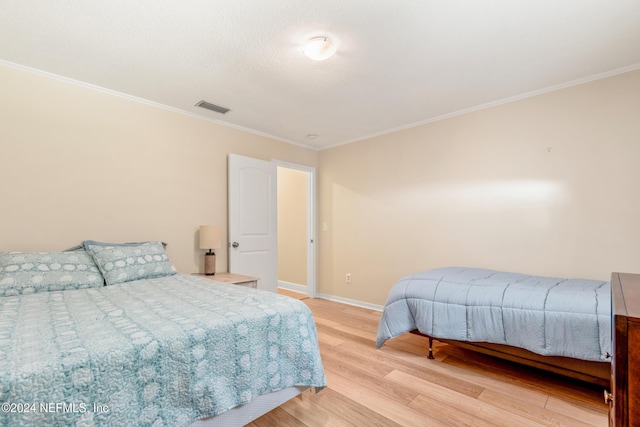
[{"left": 193, "top": 272, "right": 258, "bottom": 288}]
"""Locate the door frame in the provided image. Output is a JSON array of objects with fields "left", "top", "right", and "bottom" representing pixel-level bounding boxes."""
[{"left": 275, "top": 160, "right": 317, "bottom": 298}]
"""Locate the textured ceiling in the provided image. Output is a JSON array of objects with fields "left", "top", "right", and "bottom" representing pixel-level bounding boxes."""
[{"left": 2, "top": 1, "right": 640, "bottom": 150}]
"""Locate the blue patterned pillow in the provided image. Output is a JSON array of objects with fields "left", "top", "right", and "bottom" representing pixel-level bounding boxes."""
[
  {"left": 0, "top": 251, "right": 104, "bottom": 297},
  {"left": 86, "top": 241, "right": 176, "bottom": 286},
  {"left": 81, "top": 240, "right": 168, "bottom": 250}
]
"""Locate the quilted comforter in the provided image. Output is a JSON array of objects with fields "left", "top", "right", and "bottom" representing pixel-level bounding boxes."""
[
  {"left": 0, "top": 274, "right": 326, "bottom": 426},
  {"left": 376, "top": 267, "right": 611, "bottom": 362}
]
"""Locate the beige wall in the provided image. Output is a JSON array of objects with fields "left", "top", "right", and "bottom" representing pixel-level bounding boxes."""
[
  {"left": 277, "top": 166, "right": 308, "bottom": 286},
  {"left": 0, "top": 63, "right": 318, "bottom": 274},
  {"left": 318, "top": 69, "right": 640, "bottom": 306},
  {"left": 3, "top": 62, "right": 640, "bottom": 308}
]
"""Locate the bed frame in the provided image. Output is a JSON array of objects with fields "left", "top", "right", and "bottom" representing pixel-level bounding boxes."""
[
  {"left": 411, "top": 330, "right": 610, "bottom": 387},
  {"left": 189, "top": 386, "right": 308, "bottom": 427}
]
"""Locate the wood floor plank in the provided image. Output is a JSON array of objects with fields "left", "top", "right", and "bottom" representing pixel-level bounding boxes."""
[
  {"left": 441, "top": 349, "right": 605, "bottom": 410},
  {"left": 342, "top": 306, "right": 383, "bottom": 322},
  {"left": 545, "top": 396, "right": 608, "bottom": 427},
  {"left": 320, "top": 342, "right": 396, "bottom": 379},
  {"left": 324, "top": 368, "right": 450, "bottom": 427},
  {"left": 305, "top": 301, "right": 380, "bottom": 330},
  {"left": 477, "top": 388, "right": 601, "bottom": 427},
  {"left": 277, "top": 289, "right": 307, "bottom": 300},
  {"left": 408, "top": 394, "right": 518, "bottom": 427},
  {"left": 378, "top": 345, "right": 551, "bottom": 407},
  {"left": 315, "top": 329, "right": 345, "bottom": 347},
  {"left": 320, "top": 349, "right": 417, "bottom": 405},
  {"left": 315, "top": 322, "right": 376, "bottom": 347},
  {"left": 277, "top": 389, "right": 346, "bottom": 426},
  {"left": 331, "top": 324, "right": 377, "bottom": 343},
  {"left": 298, "top": 387, "right": 404, "bottom": 427},
  {"left": 337, "top": 340, "right": 486, "bottom": 399},
  {"left": 388, "top": 370, "right": 543, "bottom": 427},
  {"left": 248, "top": 406, "right": 306, "bottom": 427},
  {"left": 312, "top": 315, "right": 341, "bottom": 328}
]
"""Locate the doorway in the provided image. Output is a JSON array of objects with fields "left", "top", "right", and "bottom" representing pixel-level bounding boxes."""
[{"left": 276, "top": 161, "right": 316, "bottom": 298}]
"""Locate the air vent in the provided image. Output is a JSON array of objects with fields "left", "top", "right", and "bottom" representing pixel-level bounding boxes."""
[{"left": 195, "top": 100, "right": 230, "bottom": 114}]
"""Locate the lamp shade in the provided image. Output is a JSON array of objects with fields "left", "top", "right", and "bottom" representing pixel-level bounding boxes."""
[{"left": 199, "top": 225, "right": 221, "bottom": 250}]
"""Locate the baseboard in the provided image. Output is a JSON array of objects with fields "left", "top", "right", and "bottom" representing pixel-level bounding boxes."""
[
  {"left": 277, "top": 281, "right": 384, "bottom": 312},
  {"left": 277, "top": 280, "right": 307, "bottom": 294},
  {"left": 315, "top": 293, "right": 383, "bottom": 312}
]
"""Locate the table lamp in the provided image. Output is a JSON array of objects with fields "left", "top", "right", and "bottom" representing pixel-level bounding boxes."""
[{"left": 199, "top": 225, "right": 221, "bottom": 275}]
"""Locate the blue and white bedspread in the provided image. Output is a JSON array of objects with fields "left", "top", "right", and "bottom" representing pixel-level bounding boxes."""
[
  {"left": 0, "top": 274, "right": 326, "bottom": 427},
  {"left": 376, "top": 267, "right": 611, "bottom": 362}
]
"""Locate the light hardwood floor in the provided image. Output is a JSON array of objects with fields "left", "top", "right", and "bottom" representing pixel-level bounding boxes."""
[{"left": 250, "top": 290, "right": 609, "bottom": 426}]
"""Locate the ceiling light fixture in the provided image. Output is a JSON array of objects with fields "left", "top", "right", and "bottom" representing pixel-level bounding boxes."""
[{"left": 303, "top": 37, "right": 336, "bottom": 61}]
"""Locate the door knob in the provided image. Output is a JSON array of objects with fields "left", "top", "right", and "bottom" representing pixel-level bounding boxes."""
[{"left": 232, "top": 242, "right": 239, "bottom": 248}]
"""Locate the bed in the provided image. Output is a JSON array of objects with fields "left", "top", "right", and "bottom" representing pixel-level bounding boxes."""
[
  {"left": 376, "top": 266, "right": 611, "bottom": 386},
  {"left": 0, "top": 243, "right": 326, "bottom": 426}
]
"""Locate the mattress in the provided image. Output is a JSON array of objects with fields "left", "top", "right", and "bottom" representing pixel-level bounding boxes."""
[
  {"left": 376, "top": 267, "right": 611, "bottom": 362},
  {"left": 0, "top": 274, "right": 326, "bottom": 426}
]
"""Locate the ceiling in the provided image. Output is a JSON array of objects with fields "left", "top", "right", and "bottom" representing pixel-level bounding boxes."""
[{"left": 2, "top": 1, "right": 640, "bottom": 150}]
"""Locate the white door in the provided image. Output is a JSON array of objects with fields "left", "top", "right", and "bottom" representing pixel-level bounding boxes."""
[{"left": 228, "top": 154, "right": 277, "bottom": 292}]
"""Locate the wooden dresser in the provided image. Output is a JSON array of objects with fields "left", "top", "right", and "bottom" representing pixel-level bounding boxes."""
[{"left": 609, "top": 272, "right": 640, "bottom": 426}]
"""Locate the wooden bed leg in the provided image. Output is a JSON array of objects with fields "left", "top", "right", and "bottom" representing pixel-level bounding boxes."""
[{"left": 428, "top": 337, "right": 435, "bottom": 359}]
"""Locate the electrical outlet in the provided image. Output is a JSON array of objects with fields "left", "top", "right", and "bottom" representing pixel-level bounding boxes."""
[{"left": 346, "top": 273, "right": 352, "bottom": 283}]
